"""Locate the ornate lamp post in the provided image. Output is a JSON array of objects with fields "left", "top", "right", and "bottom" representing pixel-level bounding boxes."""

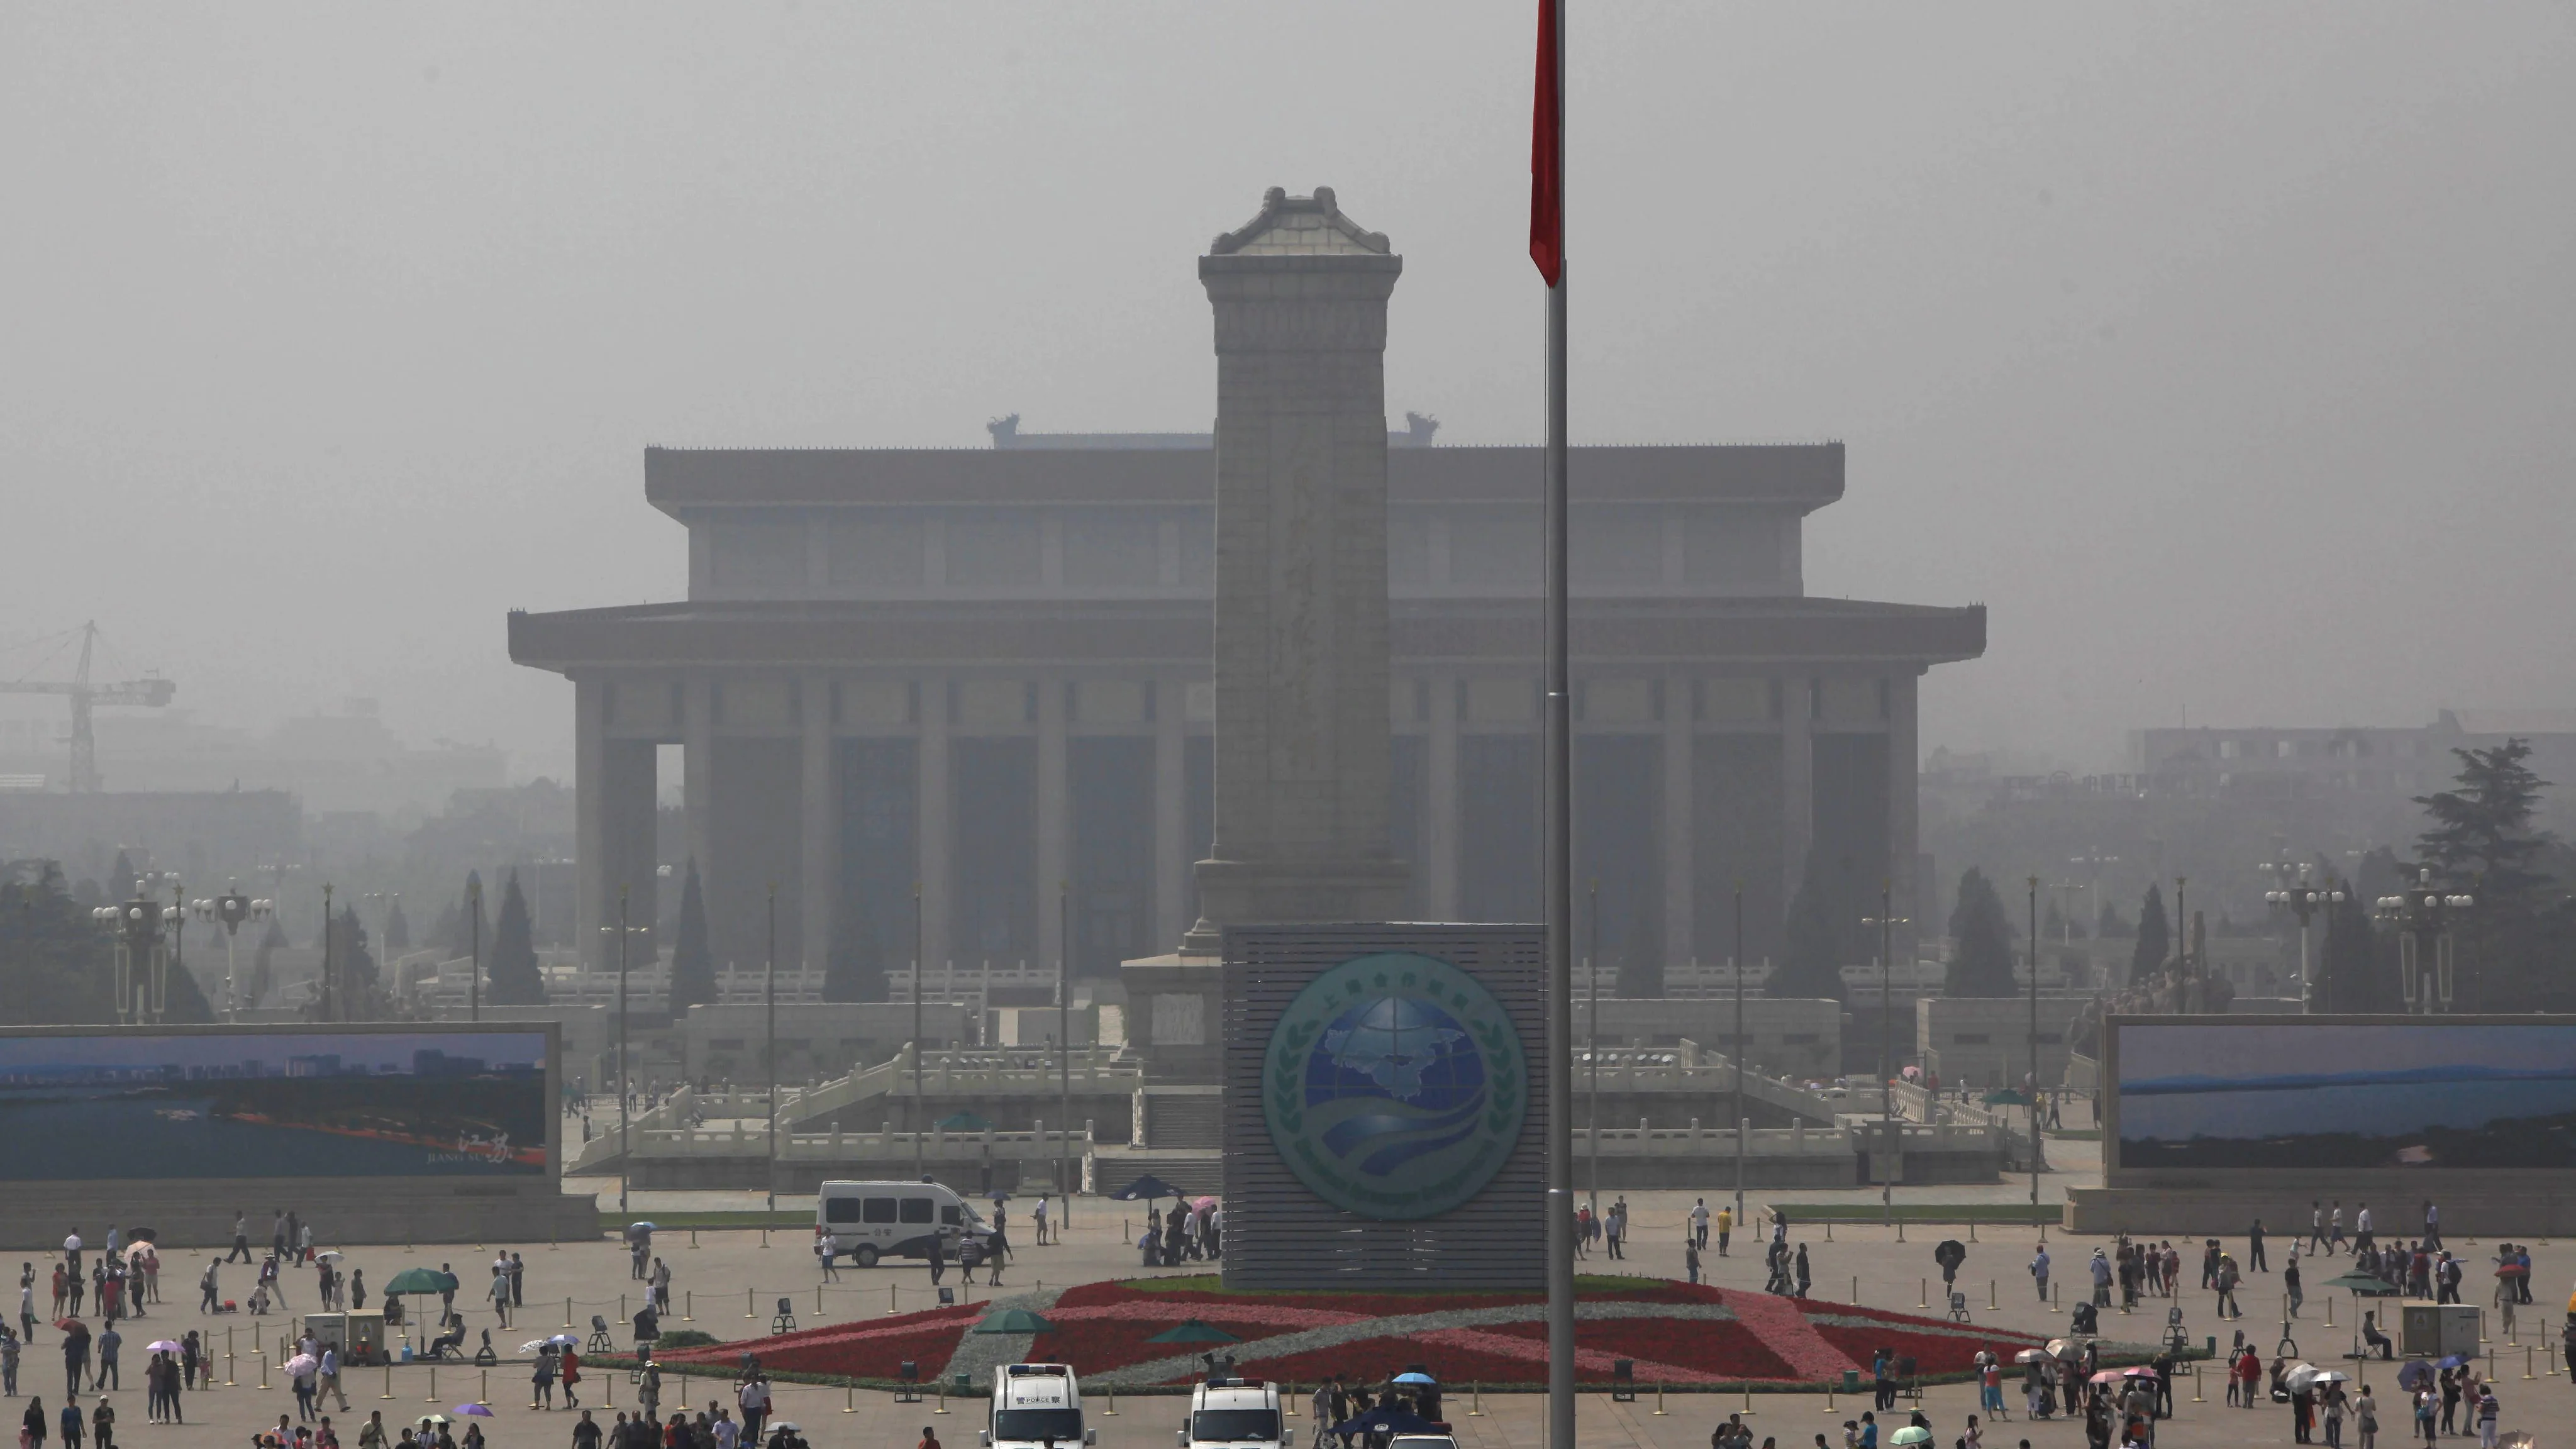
[
  {"left": 92, "top": 893, "right": 166, "bottom": 1023},
  {"left": 2263, "top": 865, "right": 2345, "bottom": 1013},
  {"left": 2376, "top": 869, "right": 2474, "bottom": 1014},
  {"left": 192, "top": 884, "right": 273, "bottom": 1022}
]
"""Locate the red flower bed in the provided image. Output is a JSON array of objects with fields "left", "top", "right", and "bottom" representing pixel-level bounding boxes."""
[{"left": 682, "top": 1280, "right": 2043, "bottom": 1389}]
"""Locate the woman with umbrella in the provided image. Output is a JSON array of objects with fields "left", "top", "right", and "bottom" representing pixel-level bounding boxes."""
[{"left": 287, "top": 1348, "right": 322, "bottom": 1423}]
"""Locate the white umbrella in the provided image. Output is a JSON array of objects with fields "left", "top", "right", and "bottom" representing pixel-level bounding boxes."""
[
  {"left": 284, "top": 1353, "right": 319, "bottom": 1377},
  {"left": 315, "top": 1250, "right": 344, "bottom": 1263},
  {"left": 2308, "top": 1370, "right": 2351, "bottom": 1385},
  {"left": 2014, "top": 1348, "right": 2050, "bottom": 1364},
  {"left": 521, "top": 1340, "right": 557, "bottom": 1354},
  {"left": 2283, "top": 1362, "right": 2323, "bottom": 1389}
]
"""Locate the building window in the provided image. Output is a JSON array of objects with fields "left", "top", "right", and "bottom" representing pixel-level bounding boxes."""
[
  {"left": 945, "top": 514, "right": 1041, "bottom": 588},
  {"left": 830, "top": 516, "right": 925, "bottom": 588},
  {"left": 1062, "top": 512, "right": 1157, "bottom": 587}
]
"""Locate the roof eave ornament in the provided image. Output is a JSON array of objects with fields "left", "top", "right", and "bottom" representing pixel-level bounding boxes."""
[{"left": 1207, "top": 186, "right": 1391, "bottom": 256}]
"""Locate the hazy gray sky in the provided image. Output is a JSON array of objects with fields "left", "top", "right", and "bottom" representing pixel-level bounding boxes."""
[{"left": 5, "top": 3, "right": 2570, "bottom": 782}]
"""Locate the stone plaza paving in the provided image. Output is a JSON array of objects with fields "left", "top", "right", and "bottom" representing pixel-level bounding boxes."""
[{"left": 6, "top": 1180, "right": 2565, "bottom": 1448}]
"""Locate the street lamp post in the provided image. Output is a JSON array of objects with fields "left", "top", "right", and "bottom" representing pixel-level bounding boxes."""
[
  {"left": 468, "top": 877, "right": 482, "bottom": 1023},
  {"left": 2026, "top": 877, "right": 2046, "bottom": 1209},
  {"left": 599, "top": 887, "right": 650, "bottom": 1216},
  {"left": 1862, "top": 885, "right": 1908, "bottom": 1227},
  {"left": 2376, "top": 869, "right": 2475, "bottom": 1014},
  {"left": 766, "top": 884, "right": 778, "bottom": 1217},
  {"left": 194, "top": 884, "right": 272, "bottom": 1023},
  {"left": 319, "top": 882, "right": 335, "bottom": 1022},
  {"left": 1731, "top": 882, "right": 1746, "bottom": 1235},
  {"left": 2264, "top": 865, "right": 2345, "bottom": 1013},
  {"left": 911, "top": 884, "right": 924, "bottom": 1178},
  {"left": 1058, "top": 882, "right": 1073, "bottom": 1214},
  {"left": 1584, "top": 880, "right": 1600, "bottom": 1214}
]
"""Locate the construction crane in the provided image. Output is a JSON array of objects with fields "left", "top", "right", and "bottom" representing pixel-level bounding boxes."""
[{"left": 0, "top": 621, "right": 175, "bottom": 792}]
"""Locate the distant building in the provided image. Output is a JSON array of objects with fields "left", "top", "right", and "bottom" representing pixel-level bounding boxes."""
[
  {"left": 2134, "top": 709, "right": 2576, "bottom": 823},
  {"left": 510, "top": 230, "right": 1984, "bottom": 993}
]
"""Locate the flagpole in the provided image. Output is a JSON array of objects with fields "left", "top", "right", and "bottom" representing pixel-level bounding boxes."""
[{"left": 1536, "top": 2, "right": 1575, "bottom": 1446}]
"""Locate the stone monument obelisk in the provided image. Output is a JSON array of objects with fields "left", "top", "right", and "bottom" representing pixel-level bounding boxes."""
[{"left": 1121, "top": 187, "right": 1411, "bottom": 1091}]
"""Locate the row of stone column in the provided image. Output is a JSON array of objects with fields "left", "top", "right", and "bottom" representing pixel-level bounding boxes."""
[{"left": 575, "top": 671, "right": 1920, "bottom": 974}]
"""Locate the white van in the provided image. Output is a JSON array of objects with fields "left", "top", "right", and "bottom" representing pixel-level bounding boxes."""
[
  {"left": 814, "top": 1179, "right": 991, "bottom": 1267},
  {"left": 985, "top": 1362, "right": 1095, "bottom": 1449},
  {"left": 1178, "top": 1378, "right": 1284, "bottom": 1449}
]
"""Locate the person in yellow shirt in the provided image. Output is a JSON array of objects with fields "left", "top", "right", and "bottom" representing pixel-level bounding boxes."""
[{"left": 1716, "top": 1206, "right": 1733, "bottom": 1257}]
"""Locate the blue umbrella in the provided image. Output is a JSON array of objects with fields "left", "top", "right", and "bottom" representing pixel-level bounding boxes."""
[
  {"left": 1108, "top": 1175, "right": 1187, "bottom": 1203},
  {"left": 1391, "top": 1372, "right": 1436, "bottom": 1385},
  {"left": 2437, "top": 1354, "right": 2473, "bottom": 1370}
]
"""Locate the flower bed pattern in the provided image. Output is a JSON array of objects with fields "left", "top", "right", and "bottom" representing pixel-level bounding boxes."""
[{"left": 655, "top": 1279, "right": 2049, "bottom": 1391}]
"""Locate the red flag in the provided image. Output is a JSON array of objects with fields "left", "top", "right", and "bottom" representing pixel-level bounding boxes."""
[{"left": 1530, "top": 0, "right": 1562, "bottom": 285}]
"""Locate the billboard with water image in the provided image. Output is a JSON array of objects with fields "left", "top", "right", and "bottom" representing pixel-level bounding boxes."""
[
  {"left": 0, "top": 1026, "right": 552, "bottom": 1180},
  {"left": 2110, "top": 1018, "right": 2576, "bottom": 1172}
]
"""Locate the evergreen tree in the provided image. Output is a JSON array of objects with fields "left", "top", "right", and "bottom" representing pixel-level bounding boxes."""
[
  {"left": 326, "top": 904, "right": 380, "bottom": 1017},
  {"left": 1945, "top": 868, "right": 2019, "bottom": 997},
  {"left": 669, "top": 858, "right": 716, "bottom": 1011},
  {"left": 2096, "top": 901, "right": 2129, "bottom": 937},
  {"left": 2129, "top": 883, "right": 2170, "bottom": 984},
  {"left": 443, "top": 870, "right": 492, "bottom": 957},
  {"left": 110, "top": 850, "right": 138, "bottom": 902},
  {"left": 248, "top": 916, "right": 286, "bottom": 1008},
  {"left": 486, "top": 870, "right": 547, "bottom": 1005},
  {"left": 1, "top": 861, "right": 117, "bottom": 1023},
  {"left": 1767, "top": 849, "right": 1848, "bottom": 1004},
  {"left": 2415, "top": 739, "right": 2556, "bottom": 901},
  {"left": 2312, "top": 882, "right": 2399, "bottom": 1013},
  {"left": 384, "top": 899, "right": 411, "bottom": 953}
]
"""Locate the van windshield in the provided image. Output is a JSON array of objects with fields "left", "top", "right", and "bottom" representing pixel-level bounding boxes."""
[
  {"left": 993, "top": 1407, "right": 1084, "bottom": 1443},
  {"left": 1193, "top": 1409, "right": 1281, "bottom": 1441}
]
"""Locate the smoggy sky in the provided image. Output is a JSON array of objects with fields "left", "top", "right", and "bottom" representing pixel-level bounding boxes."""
[{"left": 4, "top": 4, "right": 2570, "bottom": 782}]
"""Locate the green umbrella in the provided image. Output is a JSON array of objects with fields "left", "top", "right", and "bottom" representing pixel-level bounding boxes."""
[
  {"left": 384, "top": 1268, "right": 459, "bottom": 1296},
  {"left": 936, "top": 1110, "right": 996, "bottom": 1131},
  {"left": 972, "top": 1308, "right": 1055, "bottom": 1335},
  {"left": 1145, "top": 1319, "right": 1240, "bottom": 1345},
  {"left": 2323, "top": 1271, "right": 2401, "bottom": 1296}
]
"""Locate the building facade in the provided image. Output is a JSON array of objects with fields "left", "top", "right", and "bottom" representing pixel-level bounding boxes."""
[{"left": 509, "top": 225, "right": 1982, "bottom": 999}]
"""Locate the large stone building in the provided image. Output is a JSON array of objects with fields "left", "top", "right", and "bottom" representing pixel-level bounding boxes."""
[{"left": 509, "top": 203, "right": 1983, "bottom": 1001}]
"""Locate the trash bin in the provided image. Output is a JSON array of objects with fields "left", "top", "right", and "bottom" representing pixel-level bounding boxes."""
[
  {"left": 1611, "top": 1359, "right": 1636, "bottom": 1403},
  {"left": 1842, "top": 1369, "right": 1861, "bottom": 1395}
]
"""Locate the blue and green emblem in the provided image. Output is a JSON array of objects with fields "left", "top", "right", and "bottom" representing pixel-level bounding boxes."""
[{"left": 1262, "top": 951, "right": 1526, "bottom": 1220}]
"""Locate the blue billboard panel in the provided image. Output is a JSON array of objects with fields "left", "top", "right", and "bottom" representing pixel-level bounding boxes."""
[
  {"left": 0, "top": 1030, "right": 549, "bottom": 1179},
  {"left": 2114, "top": 1020, "right": 2576, "bottom": 1171}
]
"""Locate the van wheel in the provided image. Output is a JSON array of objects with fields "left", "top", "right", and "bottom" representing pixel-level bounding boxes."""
[{"left": 855, "top": 1245, "right": 880, "bottom": 1269}]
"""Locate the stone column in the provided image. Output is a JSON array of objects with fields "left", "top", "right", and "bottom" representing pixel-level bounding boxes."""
[
  {"left": 1424, "top": 674, "right": 1460, "bottom": 919},
  {"left": 684, "top": 676, "right": 716, "bottom": 898},
  {"left": 575, "top": 675, "right": 611, "bottom": 971},
  {"left": 1887, "top": 671, "right": 1921, "bottom": 963},
  {"left": 1780, "top": 676, "right": 1813, "bottom": 907},
  {"left": 1185, "top": 186, "right": 1411, "bottom": 945},
  {"left": 1152, "top": 680, "right": 1189, "bottom": 948},
  {"left": 1036, "top": 679, "right": 1069, "bottom": 972},
  {"left": 800, "top": 676, "right": 836, "bottom": 973},
  {"left": 1662, "top": 675, "right": 1695, "bottom": 968},
  {"left": 916, "top": 680, "right": 952, "bottom": 977}
]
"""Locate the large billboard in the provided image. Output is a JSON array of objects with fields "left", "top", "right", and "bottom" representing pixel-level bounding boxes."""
[
  {"left": 2111, "top": 1018, "right": 2576, "bottom": 1171},
  {"left": 0, "top": 1027, "right": 552, "bottom": 1180}
]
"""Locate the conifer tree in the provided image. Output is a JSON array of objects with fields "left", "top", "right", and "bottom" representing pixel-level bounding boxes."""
[
  {"left": 1945, "top": 868, "right": 2019, "bottom": 997},
  {"left": 486, "top": 869, "right": 547, "bottom": 1005}
]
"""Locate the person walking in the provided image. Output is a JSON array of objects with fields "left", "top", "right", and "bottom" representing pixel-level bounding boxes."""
[
  {"left": 2031, "top": 1244, "right": 2051, "bottom": 1302},
  {"left": 226, "top": 1214, "right": 252, "bottom": 1266},
  {"left": 529, "top": 1345, "right": 556, "bottom": 1409},
  {"left": 1, "top": 1327, "right": 18, "bottom": 1397},
  {"left": 60, "top": 1322, "right": 88, "bottom": 1399},
  {"left": 23, "top": 1396, "right": 46, "bottom": 1449},
  {"left": 486, "top": 1267, "right": 511, "bottom": 1329},
  {"left": 1684, "top": 1238, "right": 1701, "bottom": 1285},
  {"left": 321, "top": 1343, "right": 350, "bottom": 1411},
  {"left": 559, "top": 1345, "right": 582, "bottom": 1409},
  {"left": 2249, "top": 1219, "right": 2268, "bottom": 1272},
  {"left": 2286, "top": 1253, "right": 2304, "bottom": 1318},
  {"left": 2473, "top": 1385, "right": 2497, "bottom": 1449},
  {"left": 926, "top": 1234, "right": 945, "bottom": 1287},
  {"left": 197, "top": 1260, "right": 219, "bottom": 1314},
  {"left": 985, "top": 1222, "right": 1008, "bottom": 1287},
  {"left": 91, "top": 1325, "right": 117, "bottom": 1392},
  {"left": 57, "top": 1393, "right": 81, "bottom": 1449}
]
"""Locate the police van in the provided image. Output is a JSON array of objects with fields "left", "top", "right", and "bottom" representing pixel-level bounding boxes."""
[
  {"left": 814, "top": 1179, "right": 991, "bottom": 1267},
  {"left": 984, "top": 1362, "right": 1095, "bottom": 1449},
  {"left": 1177, "top": 1378, "right": 1284, "bottom": 1449}
]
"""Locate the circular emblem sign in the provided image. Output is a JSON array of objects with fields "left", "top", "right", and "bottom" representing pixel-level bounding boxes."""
[{"left": 1262, "top": 951, "right": 1527, "bottom": 1221}]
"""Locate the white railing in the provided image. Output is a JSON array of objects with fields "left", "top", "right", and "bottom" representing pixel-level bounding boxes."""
[{"left": 621, "top": 1120, "right": 1096, "bottom": 1162}]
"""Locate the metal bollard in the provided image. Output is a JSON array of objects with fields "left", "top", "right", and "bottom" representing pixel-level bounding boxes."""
[
  {"left": 1653, "top": 1382, "right": 1668, "bottom": 1416},
  {"left": 1851, "top": 1276, "right": 1858, "bottom": 1303},
  {"left": 762, "top": 1228, "right": 770, "bottom": 1249},
  {"left": 819, "top": 1284, "right": 825, "bottom": 1317},
  {"left": 257, "top": 1350, "right": 269, "bottom": 1391},
  {"left": 1104, "top": 1389, "right": 1117, "bottom": 1416},
  {"left": 383, "top": 1363, "right": 394, "bottom": 1400},
  {"left": 889, "top": 1284, "right": 899, "bottom": 1316},
  {"left": 935, "top": 1384, "right": 948, "bottom": 1415},
  {"left": 746, "top": 1287, "right": 756, "bottom": 1318},
  {"left": 1469, "top": 1382, "right": 1484, "bottom": 1417},
  {"left": 1989, "top": 1279, "right": 1997, "bottom": 1309},
  {"left": 226, "top": 1326, "right": 237, "bottom": 1385},
  {"left": 566, "top": 1297, "right": 575, "bottom": 1329},
  {"left": 1826, "top": 1222, "right": 1833, "bottom": 1241},
  {"left": 1919, "top": 1278, "right": 1929, "bottom": 1309},
  {"left": 845, "top": 1384, "right": 857, "bottom": 1415},
  {"left": 691, "top": 1229, "right": 701, "bottom": 1250},
  {"left": 481, "top": 1368, "right": 489, "bottom": 1404},
  {"left": 686, "top": 1291, "right": 694, "bottom": 1323},
  {"left": 427, "top": 1364, "right": 438, "bottom": 1403}
]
